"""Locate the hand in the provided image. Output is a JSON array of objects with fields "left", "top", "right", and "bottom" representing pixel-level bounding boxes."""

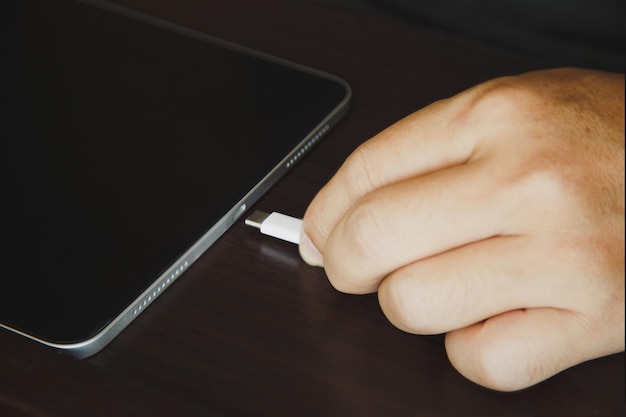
[{"left": 299, "top": 68, "right": 625, "bottom": 391}]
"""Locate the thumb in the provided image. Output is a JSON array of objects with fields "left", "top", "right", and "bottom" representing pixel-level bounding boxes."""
[{"left": 299, "top": 231, "right": 324, "bottom": 267}]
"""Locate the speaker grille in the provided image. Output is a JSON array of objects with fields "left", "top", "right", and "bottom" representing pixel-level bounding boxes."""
[
  {"left": 131, "top": 260, "right": 189, "bottom": 316},
  {"left": 286, "top": 124, "right": 329, "bottom": 168}
]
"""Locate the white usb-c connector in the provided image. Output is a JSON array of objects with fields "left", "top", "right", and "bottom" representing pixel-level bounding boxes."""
[{"left": 245, "top": 211, "right": 302, "bottom": 244}]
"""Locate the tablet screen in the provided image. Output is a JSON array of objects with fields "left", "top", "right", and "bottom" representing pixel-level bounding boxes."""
[{"left": 1, "top": 0, "right": 350, "bottom": 355}]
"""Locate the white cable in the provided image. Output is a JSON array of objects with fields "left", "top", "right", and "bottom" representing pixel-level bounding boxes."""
[{"left": 245, "top": 211, "right": 302, "bottom": 244}]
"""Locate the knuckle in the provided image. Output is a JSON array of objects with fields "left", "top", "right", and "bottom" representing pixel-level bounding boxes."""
[
  {"left": 340, "top": 140, "right": 387, "bottom": 197},
  {"left": 469, "top": 335, "right": 545, "bottom": 392},
  {"left": 302, "top": 197, "right": 325, "bottom": 238},
  {"left": 323, "top": 250, "right": 370, "bottom": 294},
  {"left": 555, "top": 234, "right": 625, "bottom": 312},
  {"left": 516, "top": 160, "right": 573, "bottom": 203},
  {"left": 379, "top": 274, "right": 442, "bottom": 335},
  {"left": 498, "top": 152, "right": 581, "bottom": 224},
  {"left": 466, "top": 77, "right": 540, "bottom": 121},
  {"left": 341, "top": 196, "right": 388, "bottom": 262},
  {"left": 323, "top": 262, "right": 353, "bottom": 294},
  {"left": 323, "top": 198, "right": 388, "bottom": 294}
]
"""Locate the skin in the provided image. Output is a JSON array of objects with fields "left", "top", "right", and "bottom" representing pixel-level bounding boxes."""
[{"left": 298, "top": 68, "right": 625, "bottom": 391}]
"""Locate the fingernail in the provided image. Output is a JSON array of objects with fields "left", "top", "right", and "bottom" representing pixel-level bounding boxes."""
[{"left": 299, "top": 232, "right": 324, "bottom": 267}]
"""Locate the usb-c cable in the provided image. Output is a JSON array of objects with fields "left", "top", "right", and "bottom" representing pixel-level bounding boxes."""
[{"left": 245, "top": 210, "right": 302, "bottom": 244}]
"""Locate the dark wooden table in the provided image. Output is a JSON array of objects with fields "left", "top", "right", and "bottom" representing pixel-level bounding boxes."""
[{"left": 2, "top": 1, "right": 624, "bottom": 415}]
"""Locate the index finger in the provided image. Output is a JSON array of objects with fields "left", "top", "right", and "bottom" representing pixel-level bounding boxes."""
[{"left": 300, "top": 93, "right": 478, "bottom": 264}]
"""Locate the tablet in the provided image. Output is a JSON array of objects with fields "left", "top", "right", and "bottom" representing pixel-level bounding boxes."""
[{"left": 1, "top": 0, "right": 350, "bottom": 358}]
